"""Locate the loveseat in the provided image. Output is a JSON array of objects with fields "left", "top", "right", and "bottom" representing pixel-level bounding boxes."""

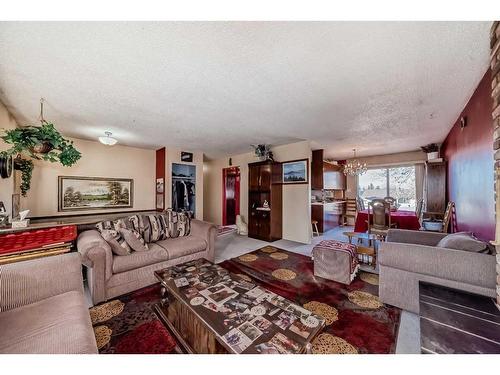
[
  {"left": 378, "top": 229, "right": 497, "bottom": 313},
  {"left": 78, "top": 219, "right": 217, "bottom": 305},
  {"left": 0, "top": 253, "right": 98, "bottom": 354}
]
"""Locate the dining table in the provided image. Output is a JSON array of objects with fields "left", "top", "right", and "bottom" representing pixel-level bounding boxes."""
[{"left": 353, "top": 209, "right": 421, "bottom": 233}]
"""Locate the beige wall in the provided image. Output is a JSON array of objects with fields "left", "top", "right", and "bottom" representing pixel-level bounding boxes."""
[
  {"left": 165, "top": 147, "right": 204, "bottom": 220},
  {"left": 22, "top": 137, "right": 156, "bottom": 217},
  {"left": 0, "top": 102, "right": 18, "bottom": 218},
  {"left": 204, "top": 141, "right": 312, "bottom": 244},
  {"left": 345, "top": 150, "right": 427, "bottom": 198}
]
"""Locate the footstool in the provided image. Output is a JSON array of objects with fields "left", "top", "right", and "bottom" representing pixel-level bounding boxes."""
[{"left": 312, "top": 240, "right": 359, "bottom": 285}]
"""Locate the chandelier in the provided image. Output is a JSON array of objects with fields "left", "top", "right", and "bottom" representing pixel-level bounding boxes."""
[{"left": 343, "top": 149, "right": 367, "bottom": 176}]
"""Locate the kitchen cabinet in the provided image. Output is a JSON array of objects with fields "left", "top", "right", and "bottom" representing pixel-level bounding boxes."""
[
  {"left": 324, "top": 163, "right": 346, "bottom": 190},
  {"left": 311, "top": 149, "right": 346, "bottom": 190},
  {"left": 311, "top": 150, "right": 324, "bottom": 190}
]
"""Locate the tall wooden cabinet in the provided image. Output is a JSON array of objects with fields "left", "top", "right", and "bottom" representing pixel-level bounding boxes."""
[
  {"left": 425, "top": 161, "right": 447, "bottom": 213},
  {"left": 248, "top": 161, "right": 283, "bottom": 242}
]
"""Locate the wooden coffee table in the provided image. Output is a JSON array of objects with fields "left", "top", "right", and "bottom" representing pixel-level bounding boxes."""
[{"left": 153, "top": 259, "right": 325, "bottom": 354}]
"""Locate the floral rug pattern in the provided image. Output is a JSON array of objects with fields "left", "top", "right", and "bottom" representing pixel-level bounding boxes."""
[
  {"left": 89, "top": 285, "right": 177, "bottom": 354},
  {"left": 220, "top": 246, "right": 401, "bottom": 354}
]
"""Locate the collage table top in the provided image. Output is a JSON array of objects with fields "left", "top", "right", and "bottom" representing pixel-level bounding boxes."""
[{"left": 155, "top": 259, "right": 325, "bottom": 354}]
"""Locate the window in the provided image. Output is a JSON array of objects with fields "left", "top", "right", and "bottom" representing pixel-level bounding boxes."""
[{"left": 357, "top": 165, "right": 416, "bottom": 211}]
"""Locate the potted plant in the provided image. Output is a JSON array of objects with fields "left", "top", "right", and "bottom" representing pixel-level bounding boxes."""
[
  {"left": 421, "top": 143, "right": 440, "bottom": 160},
  {"left": 0, "top": 123, "right": 81, "bottom": 196}
]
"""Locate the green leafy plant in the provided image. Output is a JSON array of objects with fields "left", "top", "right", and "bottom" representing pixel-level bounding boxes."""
[
  {"left": 0, "top": 123, "right": 81, "bottom": 196},
  {"left": 13, "top": 158, "right": 34, "bottom": 197}
]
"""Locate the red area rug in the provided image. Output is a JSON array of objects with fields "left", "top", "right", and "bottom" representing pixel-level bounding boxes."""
[
  {"left": 89, "top": 284, "right": 177, "bottom": 354},
  {"left": 220, "top": 246, "right": 401, "bottom": 354}
]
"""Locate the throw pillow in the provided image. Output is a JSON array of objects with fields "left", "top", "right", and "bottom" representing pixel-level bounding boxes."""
[
  {"left": 437, "top": 232, "right": 489, "bottom": 253},
  {"left": 100, "top": 229, "right": 132, "bottom": 256},
  {"left": 119, "top": 228, "right": 149, "bottom": 252},
  {"left": 160, "top": 209, "right": 191, "bottom": 238},
  {"left": 126, "top": 214, "right": 164, "bottom": 243}
]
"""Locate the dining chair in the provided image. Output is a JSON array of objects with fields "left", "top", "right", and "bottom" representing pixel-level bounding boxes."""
[
  {"left": 356, "top": 196, "right": 365, "bottom": 211},
  {"left": 367, "top": 198, "right": 396, "bottom": 240},
  {"left": 441, "top": 201, "right": 455, "bottom": 233},
  {"left": 415, "top": 198, "right": 424, "bottom": 222},
  {"left": 384, "top": 196, "right": 396, "bottom": 205},
  {"left": 422, "top": 201, "right": 455, "bottom": 233}
]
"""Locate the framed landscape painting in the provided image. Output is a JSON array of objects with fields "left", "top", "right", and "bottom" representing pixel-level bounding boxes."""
[
  {"left": 282, "top": 159, "right": 309, "bottom": 184},
  {"left": 58, "top": 176, "right": 133, "bottom": 212}
]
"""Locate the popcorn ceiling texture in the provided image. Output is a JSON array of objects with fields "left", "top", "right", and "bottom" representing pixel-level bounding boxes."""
[
  {"left": 0, "top": 22, "right": 491, "bottom": 159},
  {"left": 491, "top": 21, "right": 500, "bottom": 307}
]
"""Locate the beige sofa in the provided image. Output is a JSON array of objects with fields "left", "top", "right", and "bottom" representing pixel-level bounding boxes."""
[
  {"left": 78, "top": 219, "right": 217, "bottom": 305},
  {"left": 379, "top": 229, "right": 497, "bottom": 314},
  {"left": 0, "top": 253, "right": 98, "bottom": 354}
]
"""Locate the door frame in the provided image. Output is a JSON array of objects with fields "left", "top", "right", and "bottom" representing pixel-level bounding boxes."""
[{"left": 222, "top": 166, "right": 240, "bottom": 226}]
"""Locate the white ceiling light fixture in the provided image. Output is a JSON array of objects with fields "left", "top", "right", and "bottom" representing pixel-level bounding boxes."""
[
  {"left": 343, "top": 149, "right": 367, "bottom": 176},
  {"left": 98, "top": 131, "right": 118, "bottom": 146}
]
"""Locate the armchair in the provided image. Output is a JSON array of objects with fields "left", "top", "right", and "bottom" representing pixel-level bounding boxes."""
[{"left": 0, "top": 253, "right": 97, "bottom": 353}]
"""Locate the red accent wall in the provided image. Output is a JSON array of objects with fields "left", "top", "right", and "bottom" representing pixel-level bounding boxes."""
[
  {"left": 441, "top": 70, "right": 495, "bottom": 241},
  {"left": 156, "top": 147, "right": 165, "bottom": 211}
]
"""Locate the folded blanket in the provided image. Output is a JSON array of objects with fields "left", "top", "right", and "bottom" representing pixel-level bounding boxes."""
[{"left": 313, "top": 240, "right": 359, "bottom": 275}]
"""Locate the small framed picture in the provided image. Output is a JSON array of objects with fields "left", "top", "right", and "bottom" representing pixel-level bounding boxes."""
[
  {"left": 156, "top": 178, "right": 164, "bottom": 193},
  {"left": 282, "top": 159, "right": 308, "bottom": 184}
]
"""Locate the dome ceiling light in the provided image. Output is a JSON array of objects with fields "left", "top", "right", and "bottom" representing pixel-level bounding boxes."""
[{"left": 98, "top": 131, "right": 118, "bottom": 146}]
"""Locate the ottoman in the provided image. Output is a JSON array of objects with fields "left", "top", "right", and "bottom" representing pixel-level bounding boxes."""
[{"left": 312, "top": 240, "right": 359, "bottom": 284}]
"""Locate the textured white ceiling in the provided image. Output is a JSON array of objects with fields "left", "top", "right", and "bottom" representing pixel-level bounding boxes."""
[{"left": 0, "top": 22, "right": 491, "bottom": 159}]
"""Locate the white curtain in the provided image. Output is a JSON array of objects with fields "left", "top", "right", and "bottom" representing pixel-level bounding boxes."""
[{"left": 415, "top": 163, "right": 425, "bottom": 209}]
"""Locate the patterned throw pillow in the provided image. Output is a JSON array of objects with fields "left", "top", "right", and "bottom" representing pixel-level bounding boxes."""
[
  {"left": 95, "top": 220, "right": 133, "bottom": 256},
  {"left": 125, "top": 214, "right": 164, "bottom": 243},
  {"left": 100, "top": 229, "right": 132, "bottom": 256},
  {"left": 119, "top": 228, "right": 149, "bottom": 252},
  {"left": 159, "top": 209, "right": 191, "bottom": 238}
]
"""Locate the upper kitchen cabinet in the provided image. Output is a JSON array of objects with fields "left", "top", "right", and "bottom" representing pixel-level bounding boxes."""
[
  {"left": 324, "top": 162, "right": 346, "bottom": 190},
  {"left": 311, "top": 149, "right": 346, "bottom": 190},
  {"left": 311, "top": 149, "right": 324, "bottom": 190}
]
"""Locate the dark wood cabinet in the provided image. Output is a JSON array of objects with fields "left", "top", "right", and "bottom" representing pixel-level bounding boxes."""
[
  {"left": 248, "top": 161, "right": 282, "bottom": 242},
  {"left": 311, "top": 149, "right": 346, "bottom": 190},
  {"left": 311, "top": 204, "right": 324, "bottom": 233},
  {"left": 311, "top": 150, "right": 324, "bottom": 190},
  {"left": 425, "top": 161, "right": 447, "bottom": 213}
]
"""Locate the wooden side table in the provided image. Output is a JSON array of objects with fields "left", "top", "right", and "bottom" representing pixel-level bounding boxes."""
[
  {"left": 356, "top": 246, "right": 376, "bottom": 269},
  {"left": 343, "top": 231, "right": 377, "bottom": 247}
]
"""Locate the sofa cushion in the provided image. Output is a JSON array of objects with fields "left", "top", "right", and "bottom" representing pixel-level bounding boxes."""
[
  {"left": 156, "top": 235, "right": 207, "bottom": 259},
  {"left": 0, "top": 291, "right": 97, "bottom": 354},
  {"left": 112, "top": 243, "right": 169, "bottom": 273},
  {"left": 437, "top": 232, "right": 489, "bottom": 253},
  {"left": 119, "top": 228, "right": 149, "bottom": 252}
]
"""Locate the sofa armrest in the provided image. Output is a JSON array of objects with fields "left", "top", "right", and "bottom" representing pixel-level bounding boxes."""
[
  {"left": 379, "top": 242, "right": 497, "bottom": 289},
  {"left": 190, "top": 219, "right": 217, "bottom": 262},
  {"left": 0, "top": 252, "right": 84, "bottom": 312},
  {"left": 77, "top": 229, "right": 113, "bottom": 281},
  {"left": 386, "top": 229, "right": 447, "bottom": 246}
]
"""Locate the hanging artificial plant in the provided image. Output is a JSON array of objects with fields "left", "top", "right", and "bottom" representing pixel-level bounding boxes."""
[{"left": 0, "top": 99, "right": 81, "bottom": 196}]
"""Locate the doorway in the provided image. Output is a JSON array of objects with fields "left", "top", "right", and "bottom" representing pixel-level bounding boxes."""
[{"left": 222, "top": 167, "right": 240, "bottom": 225}]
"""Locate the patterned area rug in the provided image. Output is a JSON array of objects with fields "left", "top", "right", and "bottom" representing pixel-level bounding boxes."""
[
  {"left": 220, "top": 246, "right": 401, "bottom": 354},
  {"left": 89, "top": 284, "right": 177, "bottom": 354}
]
